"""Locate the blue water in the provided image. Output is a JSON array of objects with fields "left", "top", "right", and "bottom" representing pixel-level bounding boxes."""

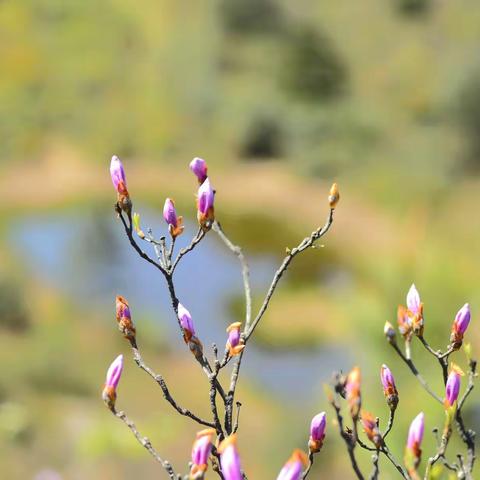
[{"left": 9, "top": 206, "right": 351, "bottom": 403}]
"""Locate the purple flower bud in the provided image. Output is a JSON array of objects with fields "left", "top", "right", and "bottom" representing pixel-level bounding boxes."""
[
  {"left": 226, "top": 322, "right": 245, "bottom": 356},
  {"left": 110, "top": 155, "right": 127, "bottom": 192},
  {"left": 219, "top": 435, "right": 242, "bottom": 480},
  {"left": 380, "top": 364, "right": 397, "bottom": 394},
  {"left": 407, "top": 284, "right": 421, "bottom": 315},
  {"left": 276, "top": 450, "right": 308, "bottom": 480},
  {"left": 190, "top": 157, "right": 208, "bottom": 183},
  {"left": 445, "top": 365, "right": 463, "bottom": 407},
  {"left": 105, "top": 354, "right": 124, "bottom": 389},
  {"left": 102, "top": 354, "right": 123, "bottom": 409},
  {"left": 198, "top": 178, "right": 215, "bottom": 215},
  {"left": 407, "top": 412, "right": 424, "bottom": 453},
  {"left": 178, "top": 303, "right": 195, "bottom": 337},
  {"left": 190, "top": 428, "right": 215, "bottom": 476},
  {"left": 163, "top": 198, "right": 178, "bottom": 227},
  {"left": 309, "top": 412, "right": 326, "bottom": 454},
  {"left": 453, "top": 303, "right": 471, "bottom": 336},
  {"left": 310, "top": 412, "right": 326, "bottom": 442}
]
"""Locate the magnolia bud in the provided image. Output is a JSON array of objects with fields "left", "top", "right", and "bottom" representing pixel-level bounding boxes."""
[
  {"left": 102, "top": 354, "right": 124, "bottom": 410},
  {"left": 197, "top": 178, "right": 215, "bottom": 231},
  {"left": 328, "top": 183, "right": 340, "bottom": 209}
]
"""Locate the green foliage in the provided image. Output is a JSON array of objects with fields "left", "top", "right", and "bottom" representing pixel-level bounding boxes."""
[
  {"left": 0, "top": 278, "right": 30, "bottom": 332},
  {"left": 281, "top": 26, "right": 347, "bottom": 102}
]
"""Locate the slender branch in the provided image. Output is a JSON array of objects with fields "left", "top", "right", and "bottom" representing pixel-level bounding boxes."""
[
  {"left": 329, "top": 395, "right": 365, "bottom": 480},
  {"left": 389, "top": 341, "right": 443, "bottom": 404},
  {"left": 212, "top": 221, "right": 252, "bottom": 329},
  {"left": 245, "top": 208, "right": 335, "bottom": 341},
  {"left": 454, "top": 359, "right": 477, "bottom": 477},
  {"left": 118, "top": 210, "right": 167, "bottom": 276},
  {"left": 130, "top": 343, "right": 215, "bottom": 428},
  {"left": 113, "top": 409, "right": 176, "bottom": 479},
  {"left": 171, "top": 228, "right": 205, "bottom": 273},
  {"left": 302, "top": 452, "right": 315, "bottom": 479},
  {"left": 369, "top": 449, "right": 380, "bottom": 480},
  {"left": 383, "top": 409, "right": 395, "bottom": 440},
  {"left": 233, "top": 402, "right": 242, "bottom": 434},
  {"left": 418, "top": 336, "right": 449, "bottom": 385},
  {"left": 425, "top": 422, "right": 453, "bottom": 478},
  {"left": 380, "top": 445, "right": 409, "bottom": 480}
]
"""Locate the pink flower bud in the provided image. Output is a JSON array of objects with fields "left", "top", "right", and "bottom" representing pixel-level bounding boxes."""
[
  {"left": 308, "top": 412, "right": 326, "bottom": 453},
  {"left": 190, "top": 157, "right": 208, "bottom": 184},
  {"left": 406, "top": 284, "right": 421, "bottom": 314},
  {"left": 110, "top": 155, "right": 127, "bottom": 192},
  {"left": 380, "top": 364, "right": 398, "bottom": 410},
  {"left": 219, "top": 435, "right": 242, "bottom": 480},
  {"left": 178, "top": 303, "right": 195, "bottom": 339},
  {"left": 226, "top": 322, "right": 245, "bottom": 356},
  {"left": 276, "top": 450, "right": 308, "bottom": 480},
  {"left": 102, "top": 354, "right": 124, "bottom": 409},
  {"left": 406, "top": 284, "right": 424, "bottom": 335},
  {"left": 407, "top": 412, "right": 424, "bottom": 458},
  {"left": 346, "top": 367, "right": 361, "bottom": 419},
  {"left": 397, "top": 305, "right": 412, "bottom": 339},
  {"left": 361, "top": 411, "right": 382, "bottom": 448},
  {"left": 445, "top": 364, "right": 464, "bottom": 408},
  {"left": 190, "top": 428, "right": 215, "bottom": 477},
  {"left": 115, "top": 295, "right": 136, "bottom": 342},
  {"left": 110, "top": 155, "right": 131, "bottom": 213},
  {"left": 454, "top": 303, "right": 471, "bottom": 335},
  {"left": 197, "top": 178, "right": 215, "bottom": 230},
  {"left": 163, "top": 198, "right": 184, "bottom": 238},
  {"left": 450, "top": 303, "right": 471, "bottom": 349}
]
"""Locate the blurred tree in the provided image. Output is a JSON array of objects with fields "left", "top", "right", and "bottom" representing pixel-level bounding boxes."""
[
  {"left": 457, "top": 71, "right": 480, "bottom": 172},
  {"left": 395, "top": 0, "right": 431, "bottom": 17},
  {"left": 0, "top": 278, "right": 30, "bottom": 332},
  {"left": 240, "top": 113, "right": 283, "bottom": 160},
  {"left": 219, "top": 0, "right": 284, "bottom": 35},
  {"left": 281, "top": 26, "right": 347, "bottom": 102}
]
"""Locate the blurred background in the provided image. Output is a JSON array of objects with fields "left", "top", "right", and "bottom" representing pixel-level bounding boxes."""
[{"left": 0, "top": 0, "right": 479, "bottom": 478}]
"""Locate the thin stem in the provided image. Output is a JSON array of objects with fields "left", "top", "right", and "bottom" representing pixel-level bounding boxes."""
[
  {"left": 383, "top": 409, "right": 395, "bottom": 440},
  {"left": 130, "top": 343, "right": 215, "bottom": 428},
  {"left": 418, "top": 336, "right": 449, "bottom": 385},
  {"left": 233, "top": 402, "right": 242, "bottom": 434},
  {"left": 171, "top": 228, "right": 205, "bottom": 273},
  {"left": 329, "top": 394, "right": 365, "bottom": 480},
  {"left": 113, "top": 409, "right": 176, "bottom": 479},
  {"left": 212, "top": 221, "right": 252, "bottom": 328},
  {"left": 389, "top": 341, "right": 443, "bottom": 404},
  {"left": 381, "top": 445, "right": 410, "bottom": 480},
  {"left": 369, "top": 449, "right": 380, "bottom": 480},
  {"left": 245, "top": 208, "right": 335, "bottom": 341},
  {"left": 302, "top": 452, "right": 315, "bottom": 479}
]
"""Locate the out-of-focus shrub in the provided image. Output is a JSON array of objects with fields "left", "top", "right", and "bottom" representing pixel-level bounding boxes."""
[
  {"left": 219, "top": 0, "right": 284, "bottom": 35},
  {"left": 457, "top": 71, "right": 480, "bottom": 172},
  {"left": 395, "top": 0, "right": 431, "bottom": 17},
  {"left": 240, "top": 113, "right": 283, "bottom": 160},
  {"left": 0, "top": 278, "right": 30, "bottom": 332},
  {"left": 281, "top": 27, "right": 347, "bottom": 102}
]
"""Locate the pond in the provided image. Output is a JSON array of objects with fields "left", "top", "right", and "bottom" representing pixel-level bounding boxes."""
[{"left": 9, "top": 206, "right": 352, "bottom": 404}]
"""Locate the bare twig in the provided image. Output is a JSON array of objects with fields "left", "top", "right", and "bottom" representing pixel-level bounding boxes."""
[
  {"left": 113, "top": 409, "right": 177, "bottom": 479},
  {"left": 130, "top": 343, "right": 215, "bottom": 428},
  {"left": 171, "top": 228, "right": 205, "bottom": 273},
  {"left": 329, "top": 394, "right": 365, "bottom": 480},
  {"left": 212, "top": 221, "right": 252, "bottom": 328},
  {"left": 245, "top": 208, "right": 335, "bottom": 341},
  {"left": 389, "top": 341, "right": 443, "bottom": 404},
  {"left": 302, "top": 452, "right": 315, "bottom": 479}
]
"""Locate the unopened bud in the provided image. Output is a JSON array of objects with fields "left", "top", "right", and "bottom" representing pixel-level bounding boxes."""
[
  {"left": 102, "top": 354, "right": 124, "bottom": 410},
  {"left": 384, "top": 321, "right": 396, "bottom": 344},
  {"left": 328, "top": 183, "right": 340, "bottom": 209}
]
